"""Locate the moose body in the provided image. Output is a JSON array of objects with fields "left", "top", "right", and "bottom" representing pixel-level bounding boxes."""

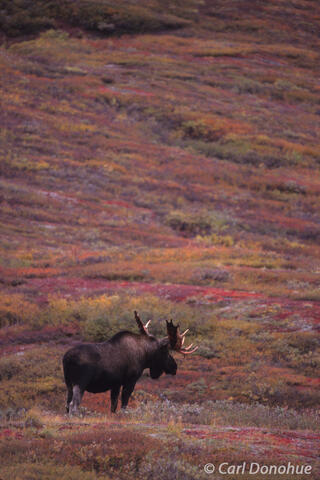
[{"left": 63, "top": 312, "right": 197, "bottom": 414}]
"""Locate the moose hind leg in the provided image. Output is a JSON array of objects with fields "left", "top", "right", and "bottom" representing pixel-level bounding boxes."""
[
  {"left": 66, "top": 385, "right": 73, "bottom": 413},
  {"left": 69, "top": 385, "right": 83, "bottom": 415}
]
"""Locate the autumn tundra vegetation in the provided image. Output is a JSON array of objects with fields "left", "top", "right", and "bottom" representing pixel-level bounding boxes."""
[{"left": 0, "top": 0, "right": 320, "bottom": 478}]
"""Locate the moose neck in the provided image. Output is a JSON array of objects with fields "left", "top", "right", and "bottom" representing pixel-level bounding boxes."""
[{"left": 141, "top": 337, "right": 158, "bottom": 365}]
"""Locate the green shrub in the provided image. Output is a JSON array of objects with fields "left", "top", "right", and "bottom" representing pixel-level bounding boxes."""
[
  {"left": 165, "top": 210, "right": 212, "bottom": 236},
  {"left": 57, "top": 2, "right": 182, "bottom": 34},
  {"left": 0, "top": 0, "right": 54, "bottom": 37},
  {"left": 181, "top": 119, "right": 224, "bottom": 141},
  {"left": 0, "top": 294, "right": 40, "bottom": 328},
  {"left": 232, "top": 77, "right": 266, "bottom": 95},
  {"left": 0, "top": 0, "right": 190, "bottom": 38},
  {"left": 196, "top": 234, "right": 234, "bottom": 247},
  {"left": 79, "top": 294, "right": 198, "bottom": 341},
  {"left": 165, "top": 210, "right": 232, "bottom": 237}
]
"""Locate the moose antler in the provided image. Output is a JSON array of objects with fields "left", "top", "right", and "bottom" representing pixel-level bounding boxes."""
[
  {"left": 134, "top": 311, "right": 151, "bottom": 336},
  {"left": 166, "top": 319, "right": 198, "bottom": 355}
]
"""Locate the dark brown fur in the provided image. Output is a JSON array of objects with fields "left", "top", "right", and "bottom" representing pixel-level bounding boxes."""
[{"left": 63, "top": 330, "right": 176, "bottom": 414}]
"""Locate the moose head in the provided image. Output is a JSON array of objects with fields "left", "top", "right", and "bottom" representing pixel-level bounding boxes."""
[{"left": 134, "top": 310, "right": 198, "bottom": 379}]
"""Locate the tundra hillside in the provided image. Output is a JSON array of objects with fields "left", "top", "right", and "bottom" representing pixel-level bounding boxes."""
[{"left": 0, "top": 1, "right": 320, "bottom": 479}]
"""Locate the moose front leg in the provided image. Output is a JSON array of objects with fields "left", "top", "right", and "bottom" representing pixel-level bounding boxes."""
[
  {"left": 69, "top": 385, "right": 84, "bottom": 415},
  {"left": 121, "top": 380, "right": 137, "bottom": 410},
  {"left": 110, "top": 385, "right": 121, "bottom": 413}
]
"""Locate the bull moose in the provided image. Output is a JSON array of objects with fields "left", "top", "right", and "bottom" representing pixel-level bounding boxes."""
[{"left": 62, "top": 311, "right": 198, "bottom": 414}]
